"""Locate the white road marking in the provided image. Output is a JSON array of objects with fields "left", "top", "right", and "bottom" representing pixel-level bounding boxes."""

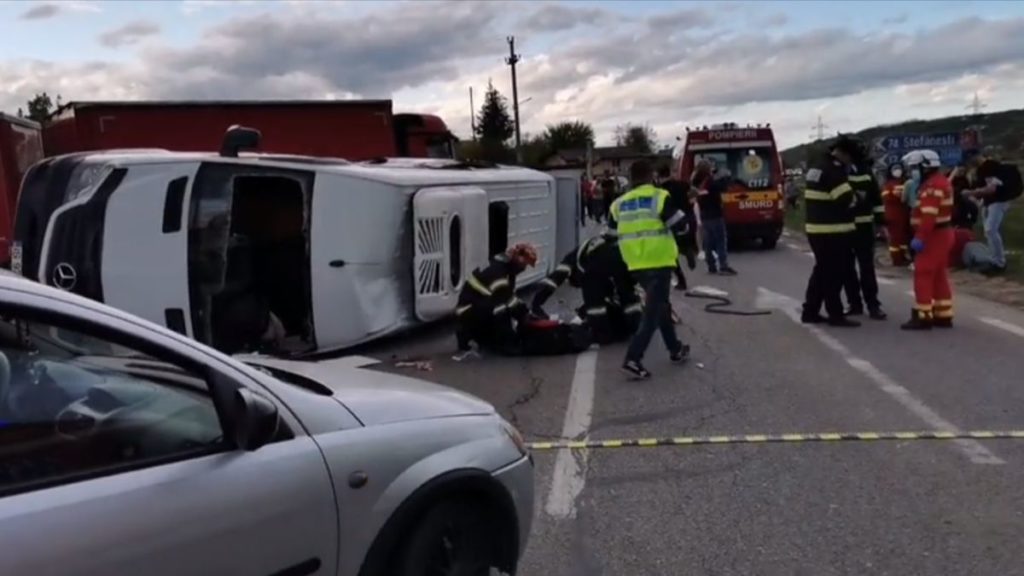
[
  {"left": 876, "top": 277, "right": 895, "bottom": 286},
  {"left": 755, "top": 287, "right": 1005, "bottom": 465},
  {"left": 545, "top": 349, "right": 598, "bottom": 519},
  {"left": 905, "top": 289, "right": 916, "bottom": 297},
  {"left": 980, "top": 317, "right": 1024, "bottom": 339}
]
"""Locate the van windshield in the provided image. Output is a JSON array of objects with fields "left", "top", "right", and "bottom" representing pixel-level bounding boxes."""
[{"left": 692, "top": 147, "right": 776, "bottom": 190}]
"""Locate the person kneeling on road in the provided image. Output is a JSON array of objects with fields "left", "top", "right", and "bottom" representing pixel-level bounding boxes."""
[
  {"left": 455, "top": 243, "right": 538, "bottom": 354},
  {"left": 531, "top": 229, "right": 643, "bottom": 345},
  {"left": 610, "top": 160, "right": 691, "bottom": 380}
]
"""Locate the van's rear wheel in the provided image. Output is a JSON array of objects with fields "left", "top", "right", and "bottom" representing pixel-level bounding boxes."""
[
  {"left": 761, "top": 235, "right": 779, "bottom": 249},
  {"left": 397, "top": 498, "right": 500, "bottom": 576}
]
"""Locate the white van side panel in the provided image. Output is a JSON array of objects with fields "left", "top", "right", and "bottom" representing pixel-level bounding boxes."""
[
  {"left": 310, "top": 174, "right": 411, "bottom": 350},
  {"left": 102, "top": 162, "right": 200, "bottom": 336},
  {"left": 488, "top": 181, "right": 556, "bottom": 284}
]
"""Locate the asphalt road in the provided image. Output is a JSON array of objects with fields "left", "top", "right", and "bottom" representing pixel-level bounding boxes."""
[{"left": 362, "top": 235, "right": 1024, "bottom": 576}]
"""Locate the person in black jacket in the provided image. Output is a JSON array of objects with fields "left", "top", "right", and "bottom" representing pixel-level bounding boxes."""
[
  {"left": 531, "top": 231, "right": 642, "bottom": 343},
  {"left": 950, "top": 166, "right": 979, "bottom": 229},
  {"left": 692, "top": 160, "right": 737, "bottom": 275},
  {"left": 656, "top": 165, "right": 698, "bottom": 290},
  {"left": 801, "top": 135, "right": 862, "bottom": 328},
  {"left": 455, "top": 243, "right": 538, "bottom": 353},
  {"left": 842, "top": 155, "right": 887, "bottom": 320}
]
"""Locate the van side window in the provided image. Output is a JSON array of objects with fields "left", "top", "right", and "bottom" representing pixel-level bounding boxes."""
[
  {"left": 449, "top": 214, "right": 462, "bottom": 289},
  {"left": 0, "top": 315, "right": 225, "bottom": 496},
  {"left": 488, "top": 201, "right": 509, "bottom": 258},
  {"left": 162, "top": 177, "right": 188, "bottom": 233}
]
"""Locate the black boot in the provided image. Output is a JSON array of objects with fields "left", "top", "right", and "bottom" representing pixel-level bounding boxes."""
[
  {"left": 933, "top": 317, "right": 953, "bottom": 329},
  {"left": 900, "top": 309, "right": 932, "bottom": 331},
  {"left": 868, "top": 306, "right": 888, "bottom": 321}
]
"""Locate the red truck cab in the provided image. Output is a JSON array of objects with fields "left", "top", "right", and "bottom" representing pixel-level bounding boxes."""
[
  {"left": 0, "top": 113, "right": 44, "bottom": 265},
  {"left": 678, "top": 123, "right": 785, "bottom": 248}
]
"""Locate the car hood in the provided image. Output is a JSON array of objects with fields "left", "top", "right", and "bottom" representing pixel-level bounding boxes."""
[{"left": 237, "top": 355, "right": 495, "bottom": 426}]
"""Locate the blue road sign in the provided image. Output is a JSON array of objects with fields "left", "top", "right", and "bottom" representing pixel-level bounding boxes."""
[{"left": 874, "top": 132, "right": 965, "bottom": 167}]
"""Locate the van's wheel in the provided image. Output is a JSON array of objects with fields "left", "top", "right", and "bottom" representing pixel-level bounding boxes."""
[
  {"left": 397, "top": 498, "right": 500, "bottom": 576},
  {"left": 761, "top": 235, "right": 779, "bottom": 249}
]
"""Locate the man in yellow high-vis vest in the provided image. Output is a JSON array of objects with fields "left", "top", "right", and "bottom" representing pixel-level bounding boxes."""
[{"left": 609, "top": 160, "right": 691, "bottom": 379}]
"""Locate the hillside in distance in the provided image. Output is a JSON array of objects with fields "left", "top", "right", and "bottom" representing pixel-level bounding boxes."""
[{"left": 781, "top": 107, "right": 1024, "bottom": 168}]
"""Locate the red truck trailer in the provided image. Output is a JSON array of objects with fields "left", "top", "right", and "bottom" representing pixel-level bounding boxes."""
[
  {"left": 43, "top": 100, "right": 456, "bottom": 161},
  {"left": 0, "top": 113, "right": 44, "bottom": 264}
]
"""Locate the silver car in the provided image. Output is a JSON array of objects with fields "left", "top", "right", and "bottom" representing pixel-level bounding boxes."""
[{"left": 0, "top": 274, "right": 533, "bottom": 576}]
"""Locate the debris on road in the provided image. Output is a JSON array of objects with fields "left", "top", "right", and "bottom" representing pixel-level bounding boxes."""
[{"left": 394, "top": 359, "right": 434, "bottom": 371}]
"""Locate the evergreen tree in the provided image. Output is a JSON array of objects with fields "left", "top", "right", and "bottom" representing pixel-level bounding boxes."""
[
  {"left": 26, "top": 92, "right": 58, "bottom": 123},
  {"left": 615, "top": 123, "right": 658, "bottom": 154},
  {"left": 474, "top": 80, "right": 514, "bottom": 144}
]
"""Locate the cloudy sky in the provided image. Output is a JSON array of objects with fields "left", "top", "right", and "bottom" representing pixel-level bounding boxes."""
[{"left": 2, "top": 0, "right": 1023, "bottom": 149}]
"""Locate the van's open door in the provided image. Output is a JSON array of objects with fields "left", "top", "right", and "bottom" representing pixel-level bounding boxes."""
[
  {"left": 100, "top": 163, "right": 199, "bottom": 336},
  {"left": 413, "top": 186, "right": 488, "bottom": 322}
]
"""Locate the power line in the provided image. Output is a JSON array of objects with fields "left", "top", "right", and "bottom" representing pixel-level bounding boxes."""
[{"left": 809, "top": 115, "right": 829, "bottom": 141}]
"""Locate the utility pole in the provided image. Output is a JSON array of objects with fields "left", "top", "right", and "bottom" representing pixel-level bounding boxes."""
[
  {"left": 506, "top": 35, "right": 522, "bottom": 162},
  {"left": 809, "top": 115, "right": 829, "bottom": 141},
  {"left": 469, "top": 86, "right": 476, "bottom": 141},
  {"left": 966, "top": 91, "right": 988, "bottom": 116}
]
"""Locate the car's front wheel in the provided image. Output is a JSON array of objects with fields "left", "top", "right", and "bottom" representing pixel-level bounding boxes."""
[{"left": 397, "top": 498, "right": 503, "bottom": 576}]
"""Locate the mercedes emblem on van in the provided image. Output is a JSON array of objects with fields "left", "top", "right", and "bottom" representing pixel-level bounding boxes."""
[{"left": 52, "top": 263, "right": 77, "bottom": 291}]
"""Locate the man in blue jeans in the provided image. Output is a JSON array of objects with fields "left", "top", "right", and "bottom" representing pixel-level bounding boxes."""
[
  {"left": 963, "top": 151, "right": 1022, "bottom": 273},
  {"left": 691, "top": 160, "right": 737, "bottom": 275},
  {"left": 609, "top": 161, "right": 691, "bottom": 379}
]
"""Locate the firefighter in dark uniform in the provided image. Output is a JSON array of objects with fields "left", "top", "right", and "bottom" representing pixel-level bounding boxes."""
[
  {"left": 801, "top": 135, "right": 862, "bottom": 327},
  {"left": 455, "top": 243, "right": 538, "bottom": 353},
  {"left": 530, "top": 230, "right": 643, "bottom": 344},
  {"left": 842, "top": 152, "right": 888, "bottom": 320}
]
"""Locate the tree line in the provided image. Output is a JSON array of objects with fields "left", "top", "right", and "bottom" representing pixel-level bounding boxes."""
[
  {"left": 461, "top": 80, "right": 660, "bottom": 166},
  {"left": 15, "top": 92, "right": 62, "bottom": 123}
]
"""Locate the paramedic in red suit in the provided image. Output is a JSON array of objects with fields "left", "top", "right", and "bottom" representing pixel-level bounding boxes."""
[
  {"left": 881, "top": 163, "right": 911, "bottom": 267},
  {"left": 901, "top": 150, "right": 955, "bottom": 330}
]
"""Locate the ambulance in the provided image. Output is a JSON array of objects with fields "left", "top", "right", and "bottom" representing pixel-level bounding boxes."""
[{"left": 678, "top": 123, "right": 785, "bottom": 248}]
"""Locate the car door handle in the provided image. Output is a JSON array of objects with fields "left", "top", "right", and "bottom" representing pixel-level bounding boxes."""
[
  {"left": 329, "top": 259, "right": 346, "bottom": 268},
  {"left": 269, "top": 558, "right": 321, "bottom": 576}
]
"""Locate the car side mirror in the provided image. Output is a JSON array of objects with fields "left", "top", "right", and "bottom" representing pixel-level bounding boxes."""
[{"left": 231, "top": 388, "right": 280, "bottom": 451}]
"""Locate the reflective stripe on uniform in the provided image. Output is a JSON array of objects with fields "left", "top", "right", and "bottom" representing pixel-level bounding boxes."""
[
  {"left": 665, "top": 210, "right": 686, "bottom": 227},
  {"left": 805, "top": 182, "right": 852, "bottom": 201},
  {"left": 541, "top": 278, "right": 559, "bottom": 289},
  {"left": 488, "top": 278, "right": 510, "bottom": 292},
  {"left": 623, "top": 303, "right": 643, "bottom": 314},
  {"left": 855, "top": 215, "right": 874, "bottom": 224},
  {"left": 619, "top": 229, "right": 673, "bottom": 240},
  {"left": 920, "top": 207, "right": 939, "bottom": 215},
  {"left": 586, "top": 307, "right": 608, "bottom": 316},
  {"left": 556, "top": 264, "right": 572, "bottom": 274},
  {"left": 493, "top": 304, "right": 508, "bottom": 315},
  {"left": 468, "top": 275, "right": 491, "bottom": 296},
  {"left": 805, "top": 222, "right": 856, "bottom": 234},
  {"left": 873, "top": 205, "right": 886, "bottom": 213},
  {"left": 456, "top": 305, "right": 472, "bottom": 315}
]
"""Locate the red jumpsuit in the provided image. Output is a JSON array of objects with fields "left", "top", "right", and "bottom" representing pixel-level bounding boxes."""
[
  {"left": 881, "top": 179, "right": 910, "bottom": 266},
  {"left": 909, "top": 172, "right": 955, "bottom": 325}
]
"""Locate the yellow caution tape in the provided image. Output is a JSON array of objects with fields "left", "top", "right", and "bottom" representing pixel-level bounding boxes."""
[{"left": 526, "top": 430, "right": 1024, "bottom": 451}]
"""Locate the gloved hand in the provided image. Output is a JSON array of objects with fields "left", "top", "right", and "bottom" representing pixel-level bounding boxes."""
[{"left": 910, "top": 238, "right": 925, "bottom": 253}]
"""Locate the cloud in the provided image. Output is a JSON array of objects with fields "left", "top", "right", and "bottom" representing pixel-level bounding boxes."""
[
  {"left": 19, "top": 1, "right": 99, "bottom": 19},
  {"left": 19, "top": 3, "right": 60, "bottom": 20},
  {"left": 2, "top": 2, "right": 1024, "bottom": 149},
  {"left": 758, "top": 12, "right": 789, "bottom": 27},
  {"left": 883, "top": 14, "right": 909, "bottom": 25},
  {"left": 520, "top": 3, "right": 613, "bottom": 32},
  {"left": 98, "top": 21, "right": 161, "bottom": 49}
]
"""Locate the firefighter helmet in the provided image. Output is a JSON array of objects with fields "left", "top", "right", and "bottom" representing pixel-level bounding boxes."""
[
  {"left": 901, "top": 149, "right": 942, "bottom": 170},
  {"left": 507, "top": 243, "right": 538, "bottom": 267}
]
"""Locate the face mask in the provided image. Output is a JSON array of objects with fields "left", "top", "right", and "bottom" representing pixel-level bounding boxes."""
[{"left": 891, "top": 169, "right": 903, "bottom": 179}]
